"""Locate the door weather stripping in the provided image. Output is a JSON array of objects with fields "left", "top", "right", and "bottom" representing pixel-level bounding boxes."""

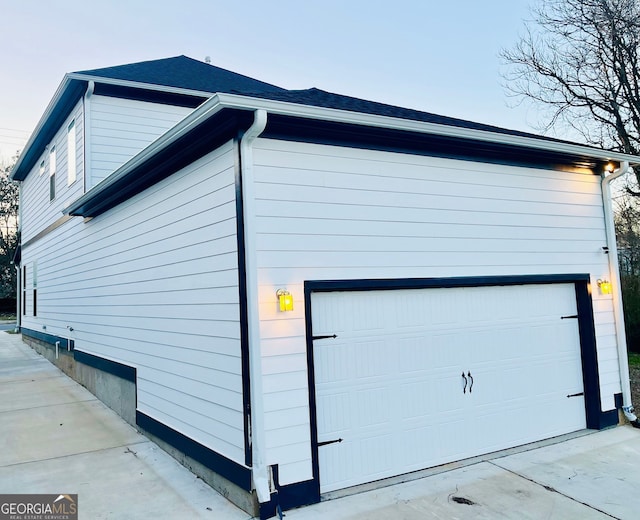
[
  {"left": 312, "top": 334, "right": 337, "bottom": 341},
  {"left": 318, "top": 438, "right": 343, "bottom": 447}
]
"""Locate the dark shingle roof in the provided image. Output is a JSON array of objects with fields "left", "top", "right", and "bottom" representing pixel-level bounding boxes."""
[
  {"left": 245, "top": 88, "right": 554, "bottom": 141},
  {"left": 75, "top": 58, "right": 543, "bottom": 139},
  {"left": 75, "top": 55, "right": 286, "bottom": 95},
  {"left": 15, "top": 55, "right": 620, "bottom": 183}
]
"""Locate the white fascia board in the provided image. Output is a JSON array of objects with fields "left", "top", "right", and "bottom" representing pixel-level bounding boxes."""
[{"left": 214, "top": 92, "right": 640, "bottom": 165}]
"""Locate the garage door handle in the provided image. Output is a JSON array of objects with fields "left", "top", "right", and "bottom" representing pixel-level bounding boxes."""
[
  {"left": 462, "top": 372, "right": 468, "bottom": 394},
  {"left": 468, "top": 371, "right": 473, "bottom": 393}
]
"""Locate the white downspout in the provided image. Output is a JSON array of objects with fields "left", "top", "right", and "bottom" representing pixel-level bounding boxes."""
[
  {"left": 14, "top": 264, "right": 20, "bottom": 331},
  {"left": 240, "top": 109, "right": 271, "bottom": 503},
  {"left": 15, "top": 181, "right": 22, "bottom": 331},
  {"left": 601, "top": 161, "right": 638, "bottom": 424},
  {"left": 83, "top": 80, "right": 94, "bottom": 193}
]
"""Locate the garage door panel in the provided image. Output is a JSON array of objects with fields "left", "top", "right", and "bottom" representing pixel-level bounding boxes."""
[
  {"left": 316, "top": 392, "right": 351, "bottom": 435},
  {"left": 355, "top": 340, "right": 390, "bottom": 378},
  {"left": 312, "top": 283, "right": 587, "bottom": 493},
  {"left": 397, "top": 291, "right": 458, "bottom": 328}
]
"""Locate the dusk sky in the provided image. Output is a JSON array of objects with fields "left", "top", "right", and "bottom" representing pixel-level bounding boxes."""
[{"left": 1, "top": 0, "right": 537, "bottom": 161}]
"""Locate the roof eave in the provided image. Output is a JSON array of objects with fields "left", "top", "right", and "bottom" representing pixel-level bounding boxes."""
[
  {"left": 67, "top": 73, "right": 219, "bottom": 100},
  {"left": 65, "top": 90, "right": 640, "bottom": 219},
  {"left": 213, "top": 93, "right": 640, "bottom": 166},
  {"left": 11, "top": 75, "right": 87, "bottom": 181},
  {"left": 11, "top": 72, "right": 219, "bottom": 183}
]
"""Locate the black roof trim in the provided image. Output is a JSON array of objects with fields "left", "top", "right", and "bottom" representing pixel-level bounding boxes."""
[
  {"left": 93, "top": 83, "right": 207, "bottom": 109},
  {"left": 263, "top": 114, "right": 610, "bottom": 172},
  {"left": 12, "top": 79, "right": 87, "bottom": 181}
]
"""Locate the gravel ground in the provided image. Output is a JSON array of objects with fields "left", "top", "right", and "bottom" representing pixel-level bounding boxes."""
[{"left": 631, "top": 366, "right": 640, "bottom": 413}]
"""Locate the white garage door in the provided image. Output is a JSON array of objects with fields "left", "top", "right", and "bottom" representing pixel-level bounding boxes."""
[{"left": 311, "top": 283, "right": 586, "bottom": 493}]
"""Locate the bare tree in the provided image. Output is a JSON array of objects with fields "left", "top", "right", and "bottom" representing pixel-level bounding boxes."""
[
  {"left": 615, "top": 193, "right": 640, "bottom": 351},
  {"left": 0, "top": 154, "right": 19, "bottom": 298},
  {"left": 616, "top": 194, "right": 640, "bottom": 274},
  {"left": 502, "top": 0, "right": 640, "bottom": 185},
  {"left": 0, "top": 156, "right": 19, "bottom": 239}
]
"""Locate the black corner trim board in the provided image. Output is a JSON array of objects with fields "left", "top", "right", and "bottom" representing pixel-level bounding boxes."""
[
  {"left": 259, "top": 483, "right": 319, "bottom": 520},
  {"left": 598, "top": 392, "right": 625, "bottom": 429},
  {"left": 136, "top": 411, "right": 252, "bottom": 491},
  {"left": 234, "top": 135, "right": 253, "bottom": 467},
  {"left": 258, "top": 465, "right": 319, "bottom": 520},
  {"left": 615, "top": 392, "right": 624, "bottom": 409}
]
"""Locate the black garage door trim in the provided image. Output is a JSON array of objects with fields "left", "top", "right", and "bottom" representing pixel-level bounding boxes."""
[{"left": 301, "top": 273, "right": 608, "bottom": 503}]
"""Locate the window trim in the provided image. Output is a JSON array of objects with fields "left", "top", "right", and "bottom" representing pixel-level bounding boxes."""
[
  {"left": 49, "top": 146, "right": 56, "bottom": 201},
  {"left": 22, "top": 265, "right": 26, "bottom": 316},
  {"left": 67, "top": 120, "right": 76, "bottom": 186}
]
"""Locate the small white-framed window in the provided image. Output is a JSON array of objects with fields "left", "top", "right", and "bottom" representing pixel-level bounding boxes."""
[
  {"left": 39, "top": 160, "right": 45, "bottom": 176},
  {"left": 32, "top": 260, "right": 37, "bottom": 317},
  {"left": 67, "top": 120, "right": 76, "bottom": 185},
  {"left": 49, "top": 146, "right": 56, "bottom": 201}
]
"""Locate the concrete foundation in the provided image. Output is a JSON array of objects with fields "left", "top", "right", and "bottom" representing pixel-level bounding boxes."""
[
  {"left": 22, "top": 335, "right": 136, "bottom": 426},
  {"left": 140, "top": 426, "right": 259, "bottom": 517}
]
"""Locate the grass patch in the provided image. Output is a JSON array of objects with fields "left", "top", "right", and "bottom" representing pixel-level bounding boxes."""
[{"left": 629, "top": 352, "right": 640, "bottom": 368}]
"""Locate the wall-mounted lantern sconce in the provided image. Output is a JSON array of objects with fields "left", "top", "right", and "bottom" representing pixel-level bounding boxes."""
[
  {"left": 597, "top": 279, "right": 612, "bottom": 295},
  {"left": 604, "top": 162, "right": 615, "bottom": 173},
  {"left": 277, "top": 289, "right": 294, "bottom": 312}
]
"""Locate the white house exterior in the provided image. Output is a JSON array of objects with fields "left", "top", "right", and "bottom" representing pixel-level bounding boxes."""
[{"left": 11, "top": 56, "right": 640, "bottom": 519}]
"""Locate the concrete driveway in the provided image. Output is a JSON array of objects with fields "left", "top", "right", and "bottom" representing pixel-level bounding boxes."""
[
  {"left": 0, "top": 321, "right": 15, "bottom": 331},
  {"left": 2, "top": 330, "right": 640, "bottom": 519},
  {"left": 0, "top": 331, "right": 249, "bottom": 520},
  {"left": 286, "top": 425, "right": 640, "bottom": 519}
]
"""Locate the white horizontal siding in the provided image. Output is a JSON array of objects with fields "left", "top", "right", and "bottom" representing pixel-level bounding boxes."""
[
  {"left": 21, "top": 100, "right": 84, "bottom": 243},
  {"left": 89, "top": 95, "right": 192, "bottom": 187},
  {"left": 251, "top": 139, "right": 618, "bottom": 486},
  {"left": 21, "top": 141, "right": 246, "bottom": 464}
]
